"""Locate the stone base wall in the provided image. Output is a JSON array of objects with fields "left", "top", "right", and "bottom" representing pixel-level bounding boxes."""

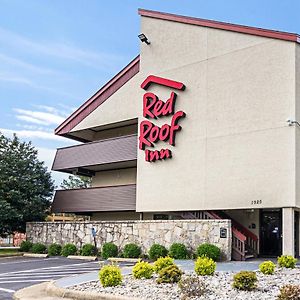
[{"left": 26, "top": 219, "right": 232, "bottom": 261}]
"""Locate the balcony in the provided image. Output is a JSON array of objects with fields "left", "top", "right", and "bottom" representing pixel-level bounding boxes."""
[
  {"left": 51, "top": 184, "right": 136, "bottom": 213},
  {"left": 52, "top": 134, "right": 137, "bottom": 175}
]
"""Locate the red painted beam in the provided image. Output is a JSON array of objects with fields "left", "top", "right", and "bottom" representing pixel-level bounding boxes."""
[{"left": 141, "top": 75, "right": 185, "bottom": 90}]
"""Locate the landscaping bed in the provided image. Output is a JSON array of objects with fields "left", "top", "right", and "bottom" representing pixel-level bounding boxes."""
[{"left": 70, "top": 267, "right": 300, "bottom": 300}]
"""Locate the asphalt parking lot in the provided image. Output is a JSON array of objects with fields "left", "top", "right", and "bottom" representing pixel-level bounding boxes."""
[{"left": 0, "top": 256, "right": 101, "bottom": 300}]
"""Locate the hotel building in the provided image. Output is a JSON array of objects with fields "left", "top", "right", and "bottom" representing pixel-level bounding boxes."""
[{"left": 51, "top": 9, "right": 300, "bottom": 260}]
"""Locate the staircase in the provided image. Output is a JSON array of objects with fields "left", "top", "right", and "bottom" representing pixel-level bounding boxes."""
[{"left": 181, "top": 210, "right": 258, "bottom": 261}]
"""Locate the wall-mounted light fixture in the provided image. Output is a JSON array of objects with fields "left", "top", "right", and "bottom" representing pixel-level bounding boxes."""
[
  {"left": 287, "top": 119, "right": 300, "bottom": 127},
  {"left": 138, "top": 33, "right": 150, "bottom": 45}
]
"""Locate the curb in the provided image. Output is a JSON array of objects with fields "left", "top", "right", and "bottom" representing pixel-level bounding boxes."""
[
  {"left": 13, "top": 282, "right": 50, "bottom": 300},
  {"left": 0, "top": 253, "right": 24, "bottom": 258},
  {"left": 107, "top": 258, "right": 139, "bottom": 264},
  {"left": 47, "top": 281, "right": 141, "bottom": 300},
  {"left": 23, "top": 253, "right": 48, "bottom": 258},
  {"left": 67, "top": 255, "right": 98, "bottom": 261},
  {"left": 14, "top": 281, "right": 141, "bottom": 300}
]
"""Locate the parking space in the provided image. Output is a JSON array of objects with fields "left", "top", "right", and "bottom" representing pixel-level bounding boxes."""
[{"left": 0, "top": 256, "right": 101, "bottom": 300}]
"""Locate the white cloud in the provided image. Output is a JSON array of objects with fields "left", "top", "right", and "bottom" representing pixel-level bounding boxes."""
[
  {"left": 0, "top": 53, "right": 56, "bottom": 75},
  {"left": 32, "top": 104, "right": 72, "bottom": 118},
  {"left": 36, "top": 147, "right": 69, "bottom": 187},
  {"left": 0, "top": 27, "right": 123, "bottom": 69},
  {"left": 0, "top": 72, "right": 77, "bottom": 98},
  {"left": 0, "top": 74, "right": 33, "bottom": 85},
  {"left": 16, "top": 123, "right": 52, "bottom": 132},
  {"left": 0, "top": 128, "right": 69, "bottom": 142},
  {"left": 36, "top": 147, "right": 56, "bottom": 169},
  {"left": 16, "top": 115, "right": 50, "bottom": 125},
  {"left": 14, "top": 108, "right": 65, "bottom": 126}
]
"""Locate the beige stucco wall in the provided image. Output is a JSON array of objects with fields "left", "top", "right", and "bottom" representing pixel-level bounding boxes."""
[
  {"left": 66, "top": 15, "right": 298, "bottom": 212},
  {"left": 296, "top": 44, "right": 300, "bottom": 208},
  {"left": 137, "top": 17, "right": 296, "bottom": 212},
  {"left": 224, "top": 209, "right": 260, "bottom": 239},
  {"left": 92, "top": 168, "right": 136, "bottom": 187},
  {"left": 71, "top": 74, "right": 143, "bottom": 132},
  {"left": 92, "top": 124, "right": 137, "bottom": 141},
  {"left": 282, "top": 207, "right": 295, "bottom": 255}
]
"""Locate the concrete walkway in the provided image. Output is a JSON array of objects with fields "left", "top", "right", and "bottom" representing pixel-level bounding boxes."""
[{"left": 15, "top": 259, "right": 278, "bottom": 299}]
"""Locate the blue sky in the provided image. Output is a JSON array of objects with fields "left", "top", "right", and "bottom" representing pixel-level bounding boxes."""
[{"left": 1, "top": 0, "right": 300, "bottom": 186}]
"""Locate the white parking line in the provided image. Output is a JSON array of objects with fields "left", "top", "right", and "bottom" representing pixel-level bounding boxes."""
[
  {"left": 0, "top": 271, "right": 96, "bottom": 279},
  {"left": 0, "top": 287, "right": 15, "bottom": 293},
  {"left": 0, "top": 279, "right": 49, "bottom": 284},
  {"left": 0, "top": 261, "right": 99, "bottom": 276},
  {"left": 0, "top": 258, "right": 59, "bottom": 265},
  {"left": 0, "top": 268, "right": 99, "bottom": 276}
]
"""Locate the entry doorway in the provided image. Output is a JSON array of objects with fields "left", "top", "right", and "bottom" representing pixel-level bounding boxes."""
[{"left": 260, "top": 209, "right": 282, "bottom": 256}]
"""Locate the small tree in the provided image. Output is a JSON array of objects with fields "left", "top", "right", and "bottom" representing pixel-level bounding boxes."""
[
  {"left": 0, "top": 133, "right": 54, "bottom": 236},
  {"left": 60, "top": 175, "right": 91, "bottom": 189}
]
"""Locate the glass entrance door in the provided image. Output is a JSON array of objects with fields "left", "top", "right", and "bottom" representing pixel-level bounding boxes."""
[{"left": 260, "top": 209, "right": 282, "bottom": 256}]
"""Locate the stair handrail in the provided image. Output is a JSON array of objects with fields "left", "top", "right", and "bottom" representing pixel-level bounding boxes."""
[{"left": 209, "top": 211, "right": 258, "bottom": 241}]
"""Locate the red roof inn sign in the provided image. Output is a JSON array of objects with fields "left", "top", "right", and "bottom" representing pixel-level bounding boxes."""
[{"left": 139, "top": 75, "right": 186, "bottom": 162}]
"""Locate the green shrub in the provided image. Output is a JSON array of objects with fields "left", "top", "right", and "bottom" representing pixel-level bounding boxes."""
[
  {"left": 278, "top": 284, "right": 300, "bottom": 300},
  {"left": 178, "top": 275, "right": 207, "bottom": 299},
  {"left": 61, "top": 243, "right": 77, "bottom": 257},
  {"left": 278, "top": 255, "right": 298, "bottom": 269},
  {"left": 31, "top": 243, "right": 47, "bottom": 254},
  {"left": 140, "top": 253, "right": 149, "bottom": 260},
  {"left": 132, "top": 260, "right": 154, "bottom": 279},
  {"left": 154, "top": 256, "right": 174, "bottom": 273},
  {"left": 194, "top": 256, "right": 216, "bottom": 276},
  {"left": 232, "top": 271, "right": 257, "bottom": 291},
  {"left": 80, "top": 244, "right": 97, "bottom": 256},
  {"left": 149, "top": 244, "right": 168, "bottom": 260},
  {"left": 157, "top": 264, "right": 183, "bottom": 284},
  {"left": 48, "top": 243, "right": 62, "bottom": 256},
  {"left": 259, "top": 260, "right": 276, "bottom": 275},
  {"left": 102, "top": 242, "right": 118, "bottom": 259},
  {"left": 196, "top": 243, "right": 221, "bottom": 261},
  {"left": 19, "top": 240, "right": 33, "bottom": 252},
  {"left": 122, "top": 243, "right": 141, "bottom": 258},
  {"left": 99, "top": 265, "right": 122, "bottom": 287},
  {"left": 169, "top": 243, "right": 188, "bottom": 259}
]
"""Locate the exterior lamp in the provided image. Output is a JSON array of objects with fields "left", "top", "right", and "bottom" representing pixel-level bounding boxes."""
[
  {"left": 287, "top": 119, "right": 300, "bottom": 127},
  {"left": 138, "top": 33, "right": 150, "bottom": 45}
]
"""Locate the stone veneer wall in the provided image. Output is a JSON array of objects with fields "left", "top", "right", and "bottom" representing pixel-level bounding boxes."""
[{"left": 26, "top": 219, "right": 232, "bottom": 261}]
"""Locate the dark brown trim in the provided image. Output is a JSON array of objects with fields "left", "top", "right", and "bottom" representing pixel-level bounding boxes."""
[
  {"left": 55, "top": 183, "right": 136, "bottom": 192},
  {"left": 59, "top": 134, "right": 90, "bottom": 143},
  {"left": 91, "top": 118, "right": 138, "bottom": 133},
  {"left": 55, "top": 55, "right": 140, "bottom": 136},
  {"left": 52, "top": 134, "right": 137, "bottom": 172},
  {"left": 51, "top": 184, "right": 136, "bottom": 213},
  {"left": 55, "top": 133, "right": 137, "bottom": 151},
  {"left": 54, "top": 159, "right": 137, "bottom": 174},
  {"left": 138, "top": 9, "right": 300, "bottom": 43}
]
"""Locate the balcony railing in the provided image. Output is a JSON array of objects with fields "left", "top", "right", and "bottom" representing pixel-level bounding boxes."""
[
  {"left": 52, "top": 134, "right": 137, "bottom": 174},
  {"left": 51, "top": 184, "right": 136, "bottom": 213}
]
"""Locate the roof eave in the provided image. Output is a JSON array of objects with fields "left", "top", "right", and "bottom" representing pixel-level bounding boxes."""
[
  {"left": 138, "top": 8, "right": 300, "bottom": 44},
  {"left": 55, "top": 55, "right": 140, "bottom": 137}
]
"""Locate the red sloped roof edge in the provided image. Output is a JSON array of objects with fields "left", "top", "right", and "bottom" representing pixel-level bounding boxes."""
[
  {"left": 138, "top": 9, "right": 300, "bottom": 44},
  {"left": 55, "top": 55, "right": 140, "bottom": 136}
]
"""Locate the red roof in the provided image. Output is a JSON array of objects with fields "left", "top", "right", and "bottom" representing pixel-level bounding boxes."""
[
  {"left": 56, "top": 9, "right": 300, "bottom": 137},
  {"left": 139, "top": 9, "right": 300, "bottom": 43}
]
